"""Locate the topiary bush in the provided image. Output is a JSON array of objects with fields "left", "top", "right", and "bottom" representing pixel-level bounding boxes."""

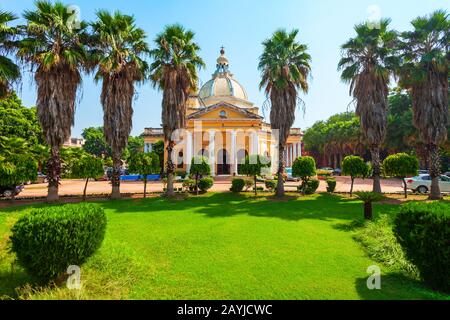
[
  {"left": 198, "top": 177, "right": 214, "bottom": 193},
  {"left": 297, "top": 179, "right": 319, "bottom": 195},
  {"left": 394, "top": 202, "right": 450, "bottom": 293},
  {"left": 326, "top": 178, "right": 336, "bottom": 193},
  {"left": 230, "top": 178, "right": 245, "bottom": 193},
  {"left": 264, "top": 180, "right": 277, "bottom": 191},
  {"left": 10, "top": 203, "right": 107, "bottom": 284}
]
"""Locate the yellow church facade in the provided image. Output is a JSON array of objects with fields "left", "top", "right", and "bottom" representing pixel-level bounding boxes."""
[{"left": 143, "top": 49, "right": 303, "bottom": 176}]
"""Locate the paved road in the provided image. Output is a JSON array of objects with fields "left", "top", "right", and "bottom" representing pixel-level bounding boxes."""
[{"left": 18, "top": 176, "right": 405, "bottom": 198}]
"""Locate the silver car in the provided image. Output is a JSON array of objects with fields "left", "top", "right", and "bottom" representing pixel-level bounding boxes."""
[{"left": 405, "top": 175, "right": 450, "bottom": 194}]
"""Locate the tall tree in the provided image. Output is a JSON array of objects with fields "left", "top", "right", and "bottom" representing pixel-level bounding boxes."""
[
  {"left": 90, "top": 11, "right": 150, "bottom": 199},
  {"left": 398, "top": 10, "right": 449, "bottom": 200},
  {"left": 149, "top": 24, "right": 204, "bottom": 197},
  {"left": 338, "top": 19, "right": 399, "bottom": 194},
  {"left": 0, "top": 10, "right": 20, "bottom": 98},
  {"left": 17, "top": 1, "right": 90, "bottom": 201},
  {"left": 258, "top": 29, "right": 311, "bottom": 197}
]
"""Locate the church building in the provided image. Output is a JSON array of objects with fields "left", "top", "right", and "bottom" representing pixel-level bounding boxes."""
[{"left": 143, "top": 49, "right": 303, "bottom": 176}]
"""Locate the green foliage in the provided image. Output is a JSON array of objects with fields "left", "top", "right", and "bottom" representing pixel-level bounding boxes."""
[
  {"left": 60, "top": 147, "right": 88, "bottom": 178},
  {"left": 127, "top": 136, "right": 144, "bottom": 158},
  {"left": 10, "top": 203, "right": 107, "bottom": 283},
  {"left": 297, "top": 179, "right": 320, "bottom": 195},
  {"left": 82, "top": 127, "right": 111, "bottom": 158},
  {"left": 128, "top": 152, "right": 159, "bottom": 177},
  {"left": 230, "top": 178, "right": 245, "bottom": 193},
  {"left": 316, "top": 169, "right": 332, "bottom": 177},
  {"left": 292, "top": 156, "right": 316, "bottom": 180},
  {"left": 293, "top": 156, "right": 316, "bottom": 194},
  {"left": 354, "top": 192, "right": 384, "bottom": 203},
  {"left": 383, "top": 153, "right": 419, "bottom": 178},
  {"left": 190, "top": 156, "right": 211, "bottom": 177},
  {"left": 264, "top": 180, "right": 277, "bottom": 191},
  {"left": 0, "top": 93, "right": 44, "bottom": 146},
  {"left": 354, "top": 214, "right": 419, "bottom": 278},
  {"left": 326, "top": 178, "right": 336, "bottom": 193},
  {"left": 394, "top": 202, "right": 450, "bottom": 293},
  {"left": 182, "top": 179, "right": 195, "bottom": 190},
  {"left": 198, "top": 177, "right": 214, "bottom": 193},
  {"left": 71, "top": 154, "right": 104, "bottom": 180},
  {"left": 342, "top": 156, "right": 369, "bottom": 179},
  {"left": 239, "top": 155, "right": 271, "bottom": 177},
  {"left": 0, "top": 137, "right": 37, "bottom": 187}
]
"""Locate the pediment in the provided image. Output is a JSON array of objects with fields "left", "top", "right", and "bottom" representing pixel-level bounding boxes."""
[{"left": 187, "top": 102, "right": 262, "bottom": 120}]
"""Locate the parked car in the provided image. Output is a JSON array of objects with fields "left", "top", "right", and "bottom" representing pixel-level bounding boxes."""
[
  {"left": 333, "top": 168, "right": 342, "bottom": 176},
  {"left": 405, "top": 175, "right": 450, "bottom": 194},
  {"left": 319, "top": 167, "right": 334, "bottom": 175},
  {"left": 418, "top": 169, "right": 429, "bottom": 175},
  {"left": 444, "top": 171, "right": 450, "bottom": 178},
  {"left": 0, "top": 185, "right": 24, "bottom": 198}
]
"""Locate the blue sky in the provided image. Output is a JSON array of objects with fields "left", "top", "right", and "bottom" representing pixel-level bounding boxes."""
[{"left": 1, "top": 0, "right": 448, "bottom": 137}]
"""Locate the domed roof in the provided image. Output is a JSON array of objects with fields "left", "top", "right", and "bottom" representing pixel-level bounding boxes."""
[{"left": 198, "top": 48, "right": 248, "bottom": 102}]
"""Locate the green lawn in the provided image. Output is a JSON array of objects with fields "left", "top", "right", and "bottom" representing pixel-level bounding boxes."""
[{"left": 0, "top": 193, "right": 447, "bottom": 300}]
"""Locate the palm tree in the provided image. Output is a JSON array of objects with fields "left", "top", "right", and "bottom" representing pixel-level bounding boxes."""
[
  {"left": 338, "top": 19, "right": 399, "bottom": 193},
  {"left": 90, "top": 11, "right": 149, "bottom": 199},
  {"left": 398, "top": 10, "right": 449, "bottom": 200},
  {"left": 259, "top": 29, "right": 311, "bottom": 197},
  {"left": 149, "top": 24, "right": 204, "bottom": 197},
  {"left": 0, "top": 10, "right": 20, "bottom": 98},
  {"left": 17, "top": 1, "right": 90, "bottom": 201}
]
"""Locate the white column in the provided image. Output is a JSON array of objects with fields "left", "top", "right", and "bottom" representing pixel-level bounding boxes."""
[
  {"left": 209, "top": 131, "right": 215, "bottom": 176},
  {"left": 298, "top": 142, "right": 302, "bottom": 157},
  {"left": 186, "top": 131, "right": 193, "bottom": 174},
  {"left": 251, "top": 131, "right": 259, "bottom": 155},
  {"left": 231, "top": 130, "right": 237, "bottom": 175},
  {"left": 293, "top": 142, "right": 297, "bottom": 161},
  {"left": 289, "top": 144, "right": 293, "bottom": 166}
]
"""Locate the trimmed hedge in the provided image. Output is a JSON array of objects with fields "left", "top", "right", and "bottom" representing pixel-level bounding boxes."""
[
  {"left": 394, "top": 202, "right": 450, "bottom": 293},
  {"left": 326, "top": 178, "right": 336, "bottom": 193},
  {"left": 230, "top": 178, "right": 245, "bottom": 193},
  {"left": 264, "top": 180, "right": 277, "bottom": 191},
  {"left": 198, "top": 177, "right": 214, "bottom": 193},
  {"left": 10, "top": 203, "right": 107, "bottom": 283},
  {"left": 298, "top": 179, "right": 320, "bottom": 195}
]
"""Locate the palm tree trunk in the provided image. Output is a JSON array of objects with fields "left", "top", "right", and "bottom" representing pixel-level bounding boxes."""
[
  {"left": 276, "top": 144, "right": 285, "bottom": 197},
  {"left": 428, "top": 144, "right": 442, "bottom": 200},
  {"left": 83, "top": 178, "right": 89, "bottom": 201},
  {"left": 370, "top": 144, "right": 382, "bottom": 193},
  {"left": 111, "top": 151, "right": 121, "bottom": 199},
  {"left": 166, "top": 141, "right": 175, "bottom": 197},
  {"left": 47, "top": 145, "right": 61, "bottom": 202}
]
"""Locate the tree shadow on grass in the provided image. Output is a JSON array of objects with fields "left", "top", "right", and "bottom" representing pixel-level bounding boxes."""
[
  {"left": 0, "top": 267, "right": 31, "bottom": 299},
  {"left": 99, "top": 192, "right": 394, "bottom": 223},
  {"left": 354, "top": 273, "right": 447, "bottom": 300}
]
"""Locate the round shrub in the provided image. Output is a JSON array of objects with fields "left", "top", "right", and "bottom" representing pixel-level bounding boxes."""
[
  {"left": 230, "top": 178, "right": 245, "bottom": 193},
  {"left": 264, "top": 180, "right": 277, "bottom": 191},
  {"left": 298, "top": 179, "right": 320, "bottom": 195},
  {"left": 394, "top": 202, "right": 450, "bottom": 293},
  {"left": 10, "top": 203, "right": 107, "bottom": 283},
  {"left": 198, "top": 177, "right": 214, "bottom": 193},
  {"left": 326, "top": 178, "right": 336, "bottom": 193}
]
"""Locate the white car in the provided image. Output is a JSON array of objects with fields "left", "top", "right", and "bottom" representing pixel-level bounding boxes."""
[{"left": 405, "top": 175, "right": 450, "bottom": 194}]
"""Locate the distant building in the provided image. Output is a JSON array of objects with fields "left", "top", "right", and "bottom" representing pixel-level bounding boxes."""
[
  {"left": 63, "top": 137, "right": 85, "bottom": 148},
  {"left": 143, "top": 48, "right": 303, "bottom": 176}
]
